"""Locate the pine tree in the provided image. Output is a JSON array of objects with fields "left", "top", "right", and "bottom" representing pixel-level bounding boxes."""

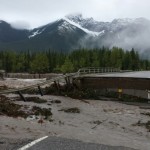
[
  {"left": 61, "top": 57, "right": 74, "bottom": 73},
  {"left": 30, "top": 53, "right": 49, "bottom": 73}
]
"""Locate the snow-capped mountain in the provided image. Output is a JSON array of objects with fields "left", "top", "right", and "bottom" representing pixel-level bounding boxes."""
[
  {"left": 66, "top": 14, "right": 109, "bottom": 32},
  {"left": 64, "top": 14, "right": 150, "bottom": 53},
  {"left": 0, "top": 14, "right": 150, "bottom": 56}
]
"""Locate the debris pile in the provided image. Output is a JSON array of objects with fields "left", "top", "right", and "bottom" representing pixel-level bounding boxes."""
[
  {"left": 132, "top": 120, "right": 150, "bottom": 132},
  {"left": 0, "top": 95, "right": 27, "bottom": 118},
  {"left": 32, "top": 106, "right": 52, "bottom": 119},
  {"left": 50, "top": 100, "right": 61, "bottom": 104},
  {"left": 0, "top": 95, "right": 52, "bottom": 120},
  {"left": 0, "top": 85, "right": 8, "bottom": 90},
  {"left": 59, "top": 107, "right": 80, "bottom": 113}
]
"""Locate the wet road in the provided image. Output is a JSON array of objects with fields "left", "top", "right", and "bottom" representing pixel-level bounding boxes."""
[
  {"left": 85, "top": 71, "right": 150, "bottom": 78},
  {"left": 26, "top": 136, "right": 137, "bottom": 150}
]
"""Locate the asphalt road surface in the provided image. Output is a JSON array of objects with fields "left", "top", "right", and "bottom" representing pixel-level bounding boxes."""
[
  {"left": 86, "top": 71, "right": 150, "bottom": 78},
  {"left": 26, "top": 136, "right": 137, "bottom": 150}
]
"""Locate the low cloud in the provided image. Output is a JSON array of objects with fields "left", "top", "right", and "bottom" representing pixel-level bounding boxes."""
[
  {"left": 0, "top": 0, "right": 150, "bottom": 28},
  {"left": 10, "top": 20, "right": 30, "bottom": 30}
]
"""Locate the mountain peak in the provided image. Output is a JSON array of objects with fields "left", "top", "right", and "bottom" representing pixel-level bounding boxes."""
[
  {"left": 65, "top": 13, "right": 83, "bottom": 24},
  {"left": 65, "top": 14, "right": 96, "bottom": 23},
  {"left": 66, "top": 13, "right": 82, "bottom": 19}
]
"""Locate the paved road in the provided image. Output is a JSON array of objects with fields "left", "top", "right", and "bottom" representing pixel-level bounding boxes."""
[
  {"left": 85, "top": 71, "right": 150, "bottom": 78},
  {"left": 27, "top": 136, "right": 137, "bottom": 150},
  {"left": 0, "top": 138, "right": 33, "bottom": 150}
]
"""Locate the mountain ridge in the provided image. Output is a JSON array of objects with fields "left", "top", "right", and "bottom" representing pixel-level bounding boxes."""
[{"left": 0, "top": 14, "right": 150, "bottom": 57}]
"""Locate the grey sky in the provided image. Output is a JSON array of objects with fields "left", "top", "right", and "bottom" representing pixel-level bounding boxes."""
[{"left": 0, "top": 0, "right": 150, "bottom": 29}]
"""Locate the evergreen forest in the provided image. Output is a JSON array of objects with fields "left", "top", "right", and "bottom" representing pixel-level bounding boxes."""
[{"left": 0, "top": 47, "right": 149, "bottom": 73}]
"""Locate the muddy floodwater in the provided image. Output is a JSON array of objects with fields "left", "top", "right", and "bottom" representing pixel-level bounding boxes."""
[{"left": 0, "top": 78, "right": 150, "bottom": 150}]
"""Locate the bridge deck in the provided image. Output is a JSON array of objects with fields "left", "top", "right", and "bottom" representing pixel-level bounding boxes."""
[
  {"left": 74, "top": 71, "right": 150, "bottom": 91},
  {"left": 80, "top": 71, "right": 150, "bottom": 79}
]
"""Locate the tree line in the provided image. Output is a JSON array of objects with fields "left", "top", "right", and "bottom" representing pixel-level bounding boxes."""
[{"left": 0, "top": 47, "right": 149, "bottom": 73}]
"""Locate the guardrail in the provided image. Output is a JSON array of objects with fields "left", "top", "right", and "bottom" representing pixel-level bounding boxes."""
[{"left": 77, "top": 67, "right": 120, "bottom": 75}]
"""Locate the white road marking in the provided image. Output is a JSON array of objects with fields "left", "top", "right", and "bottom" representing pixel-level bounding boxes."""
[{"left": 18, "top": 136, "right": 48, "bottom": 150}]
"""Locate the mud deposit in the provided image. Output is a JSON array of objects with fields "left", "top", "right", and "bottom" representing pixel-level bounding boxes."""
[{"left": 0, "top": 78, "right": 150, "bottom": 150}]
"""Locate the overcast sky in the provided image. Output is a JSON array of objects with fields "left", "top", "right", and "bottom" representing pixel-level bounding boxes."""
[{"left": 0, "top": 0, "right": 150, "bottom": 29}]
